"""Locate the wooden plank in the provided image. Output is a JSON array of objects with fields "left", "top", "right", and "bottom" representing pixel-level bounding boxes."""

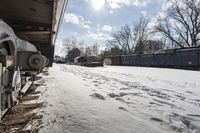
[
  {"left": 21, "top": 77, "right": 33, "bottom": 95},
  {"left": 17, "top": 31, "right": 51, "bottom": 35}
]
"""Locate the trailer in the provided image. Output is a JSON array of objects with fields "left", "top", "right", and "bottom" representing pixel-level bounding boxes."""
[
  {"left": 0, "top": 0, "right": 68, "bottom": 120},
  {"left": 107, "top": 47, "right": 200, "bottom": 70}
]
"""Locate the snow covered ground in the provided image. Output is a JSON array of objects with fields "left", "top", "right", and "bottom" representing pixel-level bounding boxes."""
[{"left": 38, "top": 64, "right": 200, "bottom": 133}]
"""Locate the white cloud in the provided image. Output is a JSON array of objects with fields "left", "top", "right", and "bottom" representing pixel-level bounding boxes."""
[
  {"left": 64, "top": 13, "right": 90, "bottom": 29},
  {"left": 141, "top": 10, "right": 147, "bottom": 17},
  {"left": 158, "top": 12, "right": 166, "bottom": 19},
  {"left": 107, "top": 0, "right": 151, "bottom": 9},
  {"left": 133, "top": 0, "right": 151, "bottom": 6},
  {"left": 88, "top": 32, "right": 112, "bottom": 40},
  {"left": 147, "top": 10, "right": 167, "bottom": 29},
  {"left": 162, "top": 0, "right": 174, "bottom": 11},
  {"left": 91, "top": 0, "right": 105, "bottom": 10},
  {"left": 161, "top": 0, "right": 187, "bottom": 11},
  {"left": 102, "top": 25, "right": 113, "bottom": 32},
  {"left": 83, "top": 25, "right": 90, "bottom": 29},
  {"left": 148, "top": 17, "right": 159, "bottom": 28},
  {"left": 109, "top": 2, "right": 121, "bottom": 9},
  {"left": 109, "top": 10, "right": 114, "bottom": 14},
  {"left": 99, "top": 45, "right": 107, "bottom": 51}
]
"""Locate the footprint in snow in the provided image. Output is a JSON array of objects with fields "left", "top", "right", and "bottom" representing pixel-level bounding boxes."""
[
  {"left": 150, "top": 117, "right": 164, "bottom": 122},
  {"left": 118, "top": 107, "right": 128, "bottom": 112},
  {"left": 90, "top": 93, "right": 106, "bottom": 100}
]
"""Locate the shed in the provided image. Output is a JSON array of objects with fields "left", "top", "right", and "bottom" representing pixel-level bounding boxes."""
[{"left": 74, "top": 56, "right": 87, "bottom": 64}]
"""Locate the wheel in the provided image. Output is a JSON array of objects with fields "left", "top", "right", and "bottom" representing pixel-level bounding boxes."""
[{"left": 28, "top": 54, "right": 46, "bottom": 70}]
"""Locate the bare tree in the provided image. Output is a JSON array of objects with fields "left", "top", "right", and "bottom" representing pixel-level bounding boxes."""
[
  {"left": 91, "top": 43, "right": 99, "bottom": 56},
  {"left": 99, "top": 46, "right": 123, "bottom": 59},
  {"left": 133, "top": 17, "right": 151, "bottom": 53},
  {"left": 107, "top": 24, "right": 133, "bottom": 54},
  {"left": 62, "top": 36, "right": 78, "bottom": 54},
  {"left": 84, "top": 45, "right": 92, "bottom": 57},
  {"left": 155, "top": 0, "right": 200, "bottom": 48},
  {"left": 67, "top": 48, "right": 81, "bottom": 62},
  {"left": 107, "top": 17, "right": 151, "bottom": 54},
  {"left": 145, "top": 39, "right": 166, "bottom": 51},
  {"left": 62, "top": 36, "right": 85, "bottom": 56},
  {"left": 78, "top": 40, "right": 85, "bottom": 55},
  {"left": 82, "top": 43, "right": 99, "bottom": 57},
  {"left": 62, "top": 36, "right": 101, "bottom": 58}
]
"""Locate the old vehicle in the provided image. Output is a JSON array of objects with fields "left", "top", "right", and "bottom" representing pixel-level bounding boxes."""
[
  {"left": 0, "top": 19, "right": 48, "bottom": 118},
  {"left": 107, "top": 47, "right": 200, "bottom": 70},
  {"left": 0, "top": 0, "right": 68, "bottom": 120}
]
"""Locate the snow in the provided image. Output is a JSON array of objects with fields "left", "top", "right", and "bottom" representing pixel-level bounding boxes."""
[{"left": 38, "top": 64, "right": 200, "bottom": 133}]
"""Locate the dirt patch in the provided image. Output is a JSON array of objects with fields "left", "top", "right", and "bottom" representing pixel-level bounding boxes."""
[
  {"left": 0, "top": 89, "right": 44, "bottom": 133},
  {"left": 21, "top": 95, "right": 40, "bottom": 101},
  {"left": 30, "top": 91, "right": 41, "bottom": 95},
  {"left": 35, "top": 80, "right": 45, "bottom": 86},
  {"left": 42, "top": 68, "right": 49, "bottom": 76}
]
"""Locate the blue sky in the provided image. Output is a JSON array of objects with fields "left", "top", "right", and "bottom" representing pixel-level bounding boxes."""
[{"left": 55, "top": 0, "right": 168, "bottom": 55}]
